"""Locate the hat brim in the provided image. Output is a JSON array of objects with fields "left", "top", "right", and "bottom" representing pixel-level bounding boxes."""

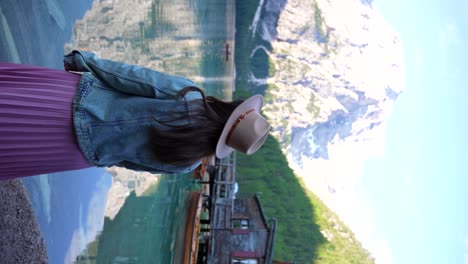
[{"left": 215, "top": 95, "right": 264, "bottom": 159}]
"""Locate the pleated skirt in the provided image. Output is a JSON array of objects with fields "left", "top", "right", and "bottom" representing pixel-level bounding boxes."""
[{"left": 0, "top": 63, "right": 92, "bottom": 180}]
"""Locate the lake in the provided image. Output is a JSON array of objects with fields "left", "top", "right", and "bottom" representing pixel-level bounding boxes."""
[{"left": 0, "top": 0, "right": 234, "bottom": 263}]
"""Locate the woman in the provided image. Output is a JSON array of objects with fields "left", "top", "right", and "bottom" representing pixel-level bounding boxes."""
[{"left": 0, "top": 50, "right": 270, "bottom": 179}]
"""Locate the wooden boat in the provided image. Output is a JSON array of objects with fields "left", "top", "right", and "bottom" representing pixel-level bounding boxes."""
[
  {"left": 225, "top": 43, "right": 231, "bottom": 61},
  {"left": 181, "top": 190, "right": 204, "bottom": 264}
]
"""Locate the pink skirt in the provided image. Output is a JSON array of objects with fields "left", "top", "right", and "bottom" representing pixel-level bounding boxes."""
[{"left": 0, "top": 63, "right": 92, "bottom": 180}]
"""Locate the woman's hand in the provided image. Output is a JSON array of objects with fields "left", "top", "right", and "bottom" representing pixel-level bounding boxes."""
[
  {"left": 63, "top": 53, "right": 76, "bottom": 71},
  {"left": 64, "top": 62, "right": 72, "bottom": 71}
]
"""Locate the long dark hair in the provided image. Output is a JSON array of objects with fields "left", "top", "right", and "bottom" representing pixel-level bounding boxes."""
[{"left": 152, "top": 86, "right": 243, "bottom": 167}]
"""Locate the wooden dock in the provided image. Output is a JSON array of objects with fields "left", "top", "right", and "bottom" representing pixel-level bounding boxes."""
[{"left": 181, "top": 153, "right": 276, "bottom": 264}]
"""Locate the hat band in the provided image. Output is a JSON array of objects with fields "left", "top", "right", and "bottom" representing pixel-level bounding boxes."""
[{"left": 225, "top": 109, "right": 255, "bottom": 145}]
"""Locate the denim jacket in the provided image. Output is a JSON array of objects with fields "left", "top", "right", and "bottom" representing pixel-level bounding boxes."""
[{"left": 64, "top": 50, "right": 202, "bottom": 174}]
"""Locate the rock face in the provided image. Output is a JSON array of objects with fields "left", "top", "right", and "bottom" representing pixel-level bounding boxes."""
[
  {"left": 249, "top": 0, "right": 403, "bottom": 212},
  {"left": 68, "top": 0, "right": 208, "bottom": 79}
]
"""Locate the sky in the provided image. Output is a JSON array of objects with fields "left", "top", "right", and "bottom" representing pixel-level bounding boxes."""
[{"left": 359, "top": 0, "right": 468, "bottom": 263}]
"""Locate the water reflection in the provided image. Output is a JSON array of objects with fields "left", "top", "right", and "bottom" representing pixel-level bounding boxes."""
[
  {"left": 68, "top": 0, "right": 234, "bottom": 99},
  {"left": 74, "top": 174, "right": 194, "bottom": 264},
  {"left": 1, "top": 0, "right": 233, "bottom": 262}
]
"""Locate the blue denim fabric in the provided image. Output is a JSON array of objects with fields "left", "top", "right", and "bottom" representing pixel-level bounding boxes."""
[{"left": 66, "top": 50, "right": 202, "bottom": 174}]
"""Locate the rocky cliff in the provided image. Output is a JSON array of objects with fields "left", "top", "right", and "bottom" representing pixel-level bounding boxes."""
[
  {"left": 67, "top": 0, "right": 203, "bottom": 78},
  {"left": 247, "top": 0, "right": 403, "bottom": 234}
]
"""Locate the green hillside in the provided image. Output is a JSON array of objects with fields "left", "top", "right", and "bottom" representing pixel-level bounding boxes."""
[{"left": 235, "top": 134, "right": 374, "bottom": 264}]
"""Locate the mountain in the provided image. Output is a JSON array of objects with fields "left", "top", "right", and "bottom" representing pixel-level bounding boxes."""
[
  {"left": 236, "top": 0, "right": 404, "bottom": 260},
  {"left": 67, "top": 0, "right": 206, "bottom": 78},
  {"left": 104, "top": 167, "right": 159, "bottom": 220},
  {"left": 265, "top": 0, "right": 403, "bottom": 162}
]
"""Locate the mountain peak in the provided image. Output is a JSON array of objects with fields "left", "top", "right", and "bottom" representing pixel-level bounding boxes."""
[{"left": 261, "top": 0, "right": 403, "bottom": 168}]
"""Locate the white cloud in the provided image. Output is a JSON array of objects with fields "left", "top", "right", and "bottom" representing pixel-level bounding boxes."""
[
  {"left": 298, "top": 154, "right": 394, "bottom": 264},
  {"left": 374, "top": 239, "right": 394, "bottom": 264},
  {"left": 291, "top": 121, "right": 396, "bottom": 263},
  {"left": 37, "top": 175, "right": 52, "bottom": 223},
  {"left": 64, "top": 175, "right": 110, "bottom": 264},
  {"left": 337, "top": 186, "right": 393, "bottom": 264},
  {"left": 64, "top": 226, "right": 86, "bottom": 264},
  {"left": 333, "top": 184, "right": 394, "bottom": 264}
]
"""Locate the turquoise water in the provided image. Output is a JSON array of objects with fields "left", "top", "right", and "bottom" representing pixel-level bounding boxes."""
[{"left": 1, "top": 0, "right": 234, "bottom": 263}]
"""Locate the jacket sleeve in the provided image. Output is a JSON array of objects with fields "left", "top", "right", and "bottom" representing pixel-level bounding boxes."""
[{"left": 63, "top": 50, "right": 197, "bottom": 99}]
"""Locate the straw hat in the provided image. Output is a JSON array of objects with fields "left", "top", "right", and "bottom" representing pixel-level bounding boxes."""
[{"left": 215, "top": 95, "right": 271, "bottom": 158}]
